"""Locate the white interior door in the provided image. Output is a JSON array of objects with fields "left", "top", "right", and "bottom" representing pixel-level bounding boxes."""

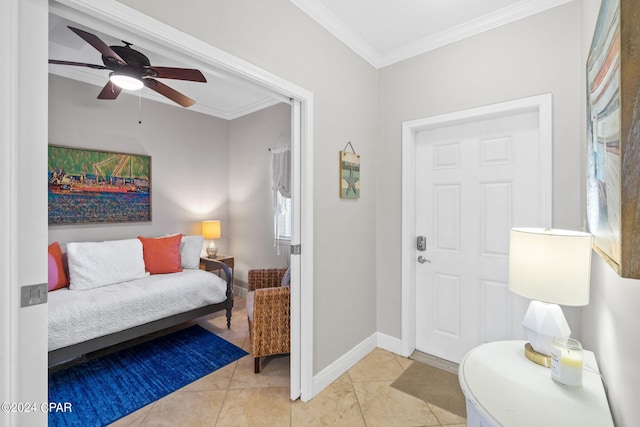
[{"left": 414, "top": 109, "right": 548, "bottom": 363}]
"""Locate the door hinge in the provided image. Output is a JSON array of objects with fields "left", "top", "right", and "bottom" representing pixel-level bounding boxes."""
[
  {"left": 291, "top": 244, "right": 301, "bottom": 255},
  {"left": 21, "top": 283, "right": 48, "bottom": 307}
]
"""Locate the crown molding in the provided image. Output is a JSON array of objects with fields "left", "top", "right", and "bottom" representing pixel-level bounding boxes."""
[
  {"left": 291, "top": 0, "right": 576, "bottom": 69},
  {"left": 290, "top": 0, "right": 382, "bottom": 68}
]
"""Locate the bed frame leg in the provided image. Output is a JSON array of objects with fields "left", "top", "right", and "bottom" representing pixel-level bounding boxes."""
[{"left": 225, "top": 302, "right": 232, "bottom": 329}]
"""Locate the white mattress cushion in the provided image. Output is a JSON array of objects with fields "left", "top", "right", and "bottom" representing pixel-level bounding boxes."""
[
  {"left": 48, "top": 269, "right": 227, "bottom": 351},
  {"left": 67, "top": 239, "right": 147, "bottom": 290}
]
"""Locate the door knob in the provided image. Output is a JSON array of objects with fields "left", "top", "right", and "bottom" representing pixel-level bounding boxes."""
[{"left": 417, "top": 256, "right": 431, "bottom": 264}]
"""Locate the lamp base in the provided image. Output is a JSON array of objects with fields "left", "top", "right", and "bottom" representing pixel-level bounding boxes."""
[
  {"left": 524, "top": 342, "right": 552, "bottom": 367},
  {"left": 521, "top": 300, "right": 571, "bottom": 356},
  {"left": 206, "top": 241, "right": 218, "bottom": 259}
]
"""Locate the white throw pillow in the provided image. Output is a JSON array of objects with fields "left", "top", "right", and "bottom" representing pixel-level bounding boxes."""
[
  {"left": 67, "top": 239, "right": 147, "bottom": 290},
  {"left": 180, "top": 235, "right": 204, "bottom": 269}
]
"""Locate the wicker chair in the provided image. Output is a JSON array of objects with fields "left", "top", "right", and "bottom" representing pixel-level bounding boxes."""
[{"left": 247, "top": 268, "right": 290, "bottom": 373}]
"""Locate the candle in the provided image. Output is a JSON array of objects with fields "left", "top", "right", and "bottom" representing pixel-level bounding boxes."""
[{"left": 551, "top": 338, "right": 583, "bottom": 387}]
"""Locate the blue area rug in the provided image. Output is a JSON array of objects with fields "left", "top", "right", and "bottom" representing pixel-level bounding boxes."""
[{"left": 48, "top": 325, "right": 247, "bottom": 427}]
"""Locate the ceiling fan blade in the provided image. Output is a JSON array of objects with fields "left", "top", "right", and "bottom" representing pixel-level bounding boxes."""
[
  {"left": 145, "top": 66, "right": 207, "bottom": 82},
  {"left": 68, "top": 26, "right": 127, "bottom": 66},
  {"left": 49, "top": 60, "right": 109, "bottom": 70},
  {"left": 97, "top": 81, "right": 122, "bottom": 100},
  {"left": 144, "top": 78, "right": 195, "bottom": 107}
]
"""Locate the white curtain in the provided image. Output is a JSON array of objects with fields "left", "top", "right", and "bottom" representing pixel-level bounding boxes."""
[{"left": 271, "top": 130, "right": 291, "bottom": 250}]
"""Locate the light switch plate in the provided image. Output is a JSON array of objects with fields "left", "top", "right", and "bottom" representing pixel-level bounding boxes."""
[{"left": 21, "top": 283, "right": 48, "bottom": 307}]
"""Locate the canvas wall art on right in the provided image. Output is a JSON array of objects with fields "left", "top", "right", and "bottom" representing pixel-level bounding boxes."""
[{"left": 586, "top": 0, "right": 640, "bottom": 278}]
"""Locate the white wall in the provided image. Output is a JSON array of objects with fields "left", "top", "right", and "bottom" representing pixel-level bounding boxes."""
[
  {"left": 118, "top": 0, "right": 380, "bottom": 374},
  {"left": 228, "top": 103, "right": 291, "bottom": 291},
  {"left": 48, "top": 75, "right": 231, "bottom": 252},
  {"left": 580, "top": 0, "right": 640, "bottom": 424},
  {"left": 376, "top": 2, "right": 584, "bottom": 339}
]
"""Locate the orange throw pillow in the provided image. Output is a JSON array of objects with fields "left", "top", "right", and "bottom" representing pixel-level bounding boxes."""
[
  {"left": 138, "top": 234, "right": 183, "bottom": 274},
  {"left": 48, "top": 242, "right": 69, "bottom": 291}
]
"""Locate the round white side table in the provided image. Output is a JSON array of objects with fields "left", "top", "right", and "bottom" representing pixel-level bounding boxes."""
[{"left": 458, "top": 340, "right": 614, "bottom": 427}]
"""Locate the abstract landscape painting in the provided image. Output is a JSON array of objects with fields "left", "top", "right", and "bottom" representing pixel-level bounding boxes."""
[
  {"left": 48, "top": 145, "right": 151, "bottom": 224},
  {"left": 587, "top": 0, "right": 640, "bottom": 278},
  {"left": 586, "top": 0, "right": 621, "bottom": 268}
]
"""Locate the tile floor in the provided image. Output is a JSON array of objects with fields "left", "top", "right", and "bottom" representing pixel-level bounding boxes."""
[{"left": 110, "top": 296, "right": 467, "bottom": 427}]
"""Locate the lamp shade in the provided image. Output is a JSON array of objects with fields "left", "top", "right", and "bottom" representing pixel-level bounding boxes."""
[
  {"left": 202, "top": 220, "right": 221, "bottom": 240},
  {"left": 508, "top": 228, "right": 592, "bottom": 306}
]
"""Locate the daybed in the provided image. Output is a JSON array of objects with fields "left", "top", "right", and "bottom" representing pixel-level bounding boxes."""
[{"left": 47, "top": 234, "right": 233, "bottom": 367}]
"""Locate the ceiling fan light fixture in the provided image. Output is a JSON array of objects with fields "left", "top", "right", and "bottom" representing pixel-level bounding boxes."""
[{"left": 109, "top": 72, "right": 143, "bottom": 90}]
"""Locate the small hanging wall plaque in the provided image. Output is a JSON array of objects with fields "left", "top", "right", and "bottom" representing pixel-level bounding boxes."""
[{"left": 340, "top": 141, "right": 360, "bottom": 199}]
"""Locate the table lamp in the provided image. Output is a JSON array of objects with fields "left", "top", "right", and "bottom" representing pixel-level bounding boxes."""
[
  {"left": 508, "top": 228, "right": 592, "bottom": 367},
  {"left": 202, "top": 220, "right": 221, "bottom": 259}
]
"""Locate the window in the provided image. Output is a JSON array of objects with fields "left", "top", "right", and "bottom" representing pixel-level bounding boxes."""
[
  {"left": 271, "top": 144, "right": 291, "bottom": 245},
  {"left": 274, "top": 191, "right": 291, "bottom": 242}
]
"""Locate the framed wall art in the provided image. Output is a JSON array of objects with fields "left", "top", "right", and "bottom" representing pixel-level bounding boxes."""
[
  {"left": 340, "top": 142, "right": 360, "bottom": 199},
  {"left": 48, "top": 145, "right": 151, "bottom": 225},
  {"left": 586, "top": 0, "right": 640, "bottom": 278}
]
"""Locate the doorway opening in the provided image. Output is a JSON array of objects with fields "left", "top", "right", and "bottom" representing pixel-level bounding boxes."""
[{"left": 49, "top": 0, "right": 315, "bottom": 401}]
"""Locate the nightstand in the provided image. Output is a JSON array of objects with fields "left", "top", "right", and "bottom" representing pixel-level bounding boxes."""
[
  {"left": 458, "top": 340, "right": 613, "bottom": 426},
  {"left": 200, "top": 256, "right": 234, "bottom": 286}
]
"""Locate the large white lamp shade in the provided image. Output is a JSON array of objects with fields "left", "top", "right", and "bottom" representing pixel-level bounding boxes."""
[{"left": 508, "top": 228, "right": 592, "bottom": 364}]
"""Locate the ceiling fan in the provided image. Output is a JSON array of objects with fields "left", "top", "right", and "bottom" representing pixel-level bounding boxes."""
[{"left": 49, "top": 26, "right": 207, "bottom": 108}]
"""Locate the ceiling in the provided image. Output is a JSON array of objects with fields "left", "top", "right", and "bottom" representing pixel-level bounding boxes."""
[
  {"left": 290, "top": 0, "right": 574, "bottom": 68},
  {"left": 49, "top": 0, "right": 573, "bottom": 118},
  {"left": 48, "top": 14, "right": 286, "bottom": 120}
]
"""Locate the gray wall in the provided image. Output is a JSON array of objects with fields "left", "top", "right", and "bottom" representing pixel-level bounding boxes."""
[
  {"left": 376, "top": 2, "right": 583, "bottom": 338},
  {"left": 229, "top": 102, "right": 291, "bottom": 291},
  {"left": 580, "top": 0, "right": 640, "bottom": 424},
  {"left": 118, "top": 0, "right": 380, "bottom": 374},
  {"left": 48, "top": 74, "right": 231, "bottom": 252}
]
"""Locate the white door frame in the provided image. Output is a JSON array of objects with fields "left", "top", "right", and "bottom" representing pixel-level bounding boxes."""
[
  {"left": 48, "top": 0, "right": 315, "bottom": 401},
  {"left": 400, "top": 94, "right": 553, "bottom": 357},
  {"left": 1, "top": 0, "right": 15, "bottom": 423}
]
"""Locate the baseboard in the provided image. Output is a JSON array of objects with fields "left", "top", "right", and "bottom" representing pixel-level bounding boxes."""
[
  {"left": 311, "top": 333, "right": 377, "bottom": 397},
  {"left": 376, "top": 332, "right": 404, "bottom": 355},
  {"left": 310, "top": 332, "right": 408, "bottom": 398},
  {"left": 233, "top": 285, "right": 247, "bottom": 298}
]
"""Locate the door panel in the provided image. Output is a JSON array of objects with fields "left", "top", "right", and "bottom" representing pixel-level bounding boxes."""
[
  {"left": 290, "top": 99, "right": 301, "bottom": 400},
  {"left": 415, "top": 110, "right": 544, "bottom": 363}
]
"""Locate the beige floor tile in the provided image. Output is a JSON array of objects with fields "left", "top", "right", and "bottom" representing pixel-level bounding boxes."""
[
  {"left": 181, "top": 361, "right": 237, "bottom": 392},
  {"left": 216, "top": 387, "right": 291, "bottom": 427},
  {"left": 353, "top": 380, "right": 440, "bottom": 427},
  {"left": 202, "top": 316, "right": 247, "bottom": 335},
  {"left": 140, "top": 390, "right": 227, "bottom": 427},
  {"left": 394, "top": 354, "right": 414, "bottom": 371},
  {"left": 229, "top": 352, "right": 290, "bottom": 390},
  {"left": 429, "top": 403, "right": 467, "bottom": 425},
  {"left": 348, "top": 348, "right": 405, "bottom": 383},
  {"left": 291, "top": 374, "right": 366, "bottom": 427},
  {"left": 108, "top": 402, "right": 153, "bottom": 427}
]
